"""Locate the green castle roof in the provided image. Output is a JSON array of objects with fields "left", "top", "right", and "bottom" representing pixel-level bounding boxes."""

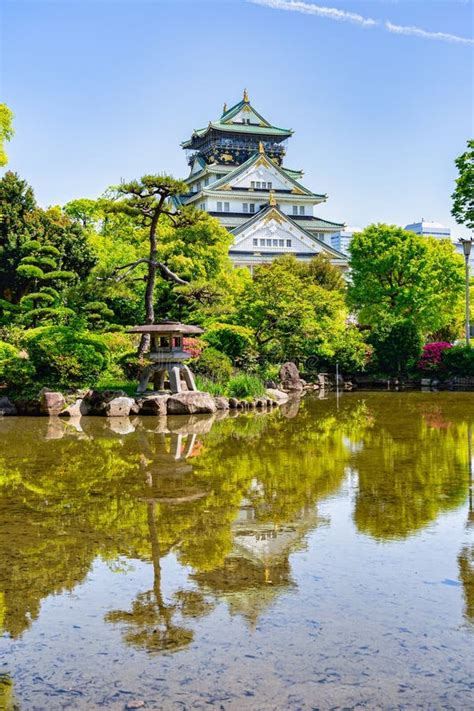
[{"left": 182, "top": 93, "right": 293, "bottom": 147}]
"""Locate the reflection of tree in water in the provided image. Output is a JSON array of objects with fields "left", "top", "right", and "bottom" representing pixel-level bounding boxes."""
[
  {"left": 0, "top": 673, "right": 18, "bottom": 711},
  {"left": 1, "top": 393, "right": 472, "bottom": 647},
  {"left": 352, "top": 394, "right": 472, "bottom": 540},
  {"left": 105, "top": 430, "right": 215, "bottom": 653},
  {"left": 458, "top": 545, "right": 474, "bottom": 624}
]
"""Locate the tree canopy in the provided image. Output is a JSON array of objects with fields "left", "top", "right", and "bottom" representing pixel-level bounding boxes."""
[
  {"left": 0, "top": 104, "right": 14, "bottom": 167},
  {"left": 348, "top": 223, "right": 465, "bottom": 337},
  {"left": 452, "top": 139, "right": 474, "bottom": 230}
]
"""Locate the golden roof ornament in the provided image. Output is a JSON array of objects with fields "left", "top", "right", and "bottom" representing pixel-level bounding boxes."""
[
  {"left": 269, "top": 190, "right": 276, "bottom": 207},
  {"left": 243, "top": 88, "right": 249, "bottom": 103},
  {"left": 258, "top": 141, "right": 265, "bottom": 154}
]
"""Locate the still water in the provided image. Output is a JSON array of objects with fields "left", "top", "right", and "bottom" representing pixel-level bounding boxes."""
[{"left": 0, "top": 392, "right": 473, "bottom": 710}]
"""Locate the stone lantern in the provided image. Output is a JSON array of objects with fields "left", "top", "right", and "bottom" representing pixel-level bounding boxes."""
[{"left": 128, "top": 320, "right": 204, "bottom": 394}]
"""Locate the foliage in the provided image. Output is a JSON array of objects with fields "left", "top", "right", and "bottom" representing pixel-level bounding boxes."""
[
  {"left": 237, "top": 254, "right": 349, "bottom": 363},
  {"left": 0, "top": 341, "right": 18, "bottom": 382},
  {"left": 226, "top": 373, "right": 265, "bottom": 399},
  {"left": 0, "top": 173, "right": 97, "bottom": 326},
  {"left": 452, "top": 139, "right": 474, "bottom": 229},
  {"left": 348, "top": 224, "right": 465, "bottom": 337},
  {"left": 203, "top": 323, "right": 254, "bottom": 362},
  {"left": 325, "top": 326, "right": 372, "bottom": 373},
  {"left": 418, "top": 342, "right": 453, "bottom": 374},
  {"left": 442, "top": 344, "right": 474, "bottom": 377},
  {"left": 0, "top": 103, "right": 14, "bottom": 167},
  {"left": 23, "top": 326, "right": 109, "bottom": 389},
  {"left": 194, "top": 375, "right": 227, "bottom": 397},
  {"left": 192, "top": 347, "right": 233, "bottom": 382},
  {"left": 1, "top": 355, "right": 37, "bottom": 396},
  {"left": 183, "top": 337, "right": 204, "bottom": 359},
  {"left": 368, "top": 320, "right": 423, "bottom": 376}
]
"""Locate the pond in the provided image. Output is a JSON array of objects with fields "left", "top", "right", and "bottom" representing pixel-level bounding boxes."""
[{"left": 0, "top": 392, "right": 473, "bottom": 710}]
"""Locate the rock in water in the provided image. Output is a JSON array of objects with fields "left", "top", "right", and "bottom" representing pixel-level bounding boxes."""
[
  {"left": 40, "top": 391, "right": 66, "bottom": 416},
  {"left": 0, "top": 397, "right": 17, "bottom": 416},
  {"left": 265, "top": 388, "right": 289, "bottom": 404},
  {"left": 138, "top": 394, "right": 170, "bottom": 416},
  {"left": 167, "top": 391, "right": 217, "bottom": 415},
  {"left": 104, "top": 396, "right": 136, "bottom": 417},
  {"left": 279, "top": 362, "right": 304, "bottom": 392},
  {"left": 59, "top": 399, "right": 89, "bottom": 417},
  {"left": 214, "top": 396, "right": 230, "bottom": 410}
]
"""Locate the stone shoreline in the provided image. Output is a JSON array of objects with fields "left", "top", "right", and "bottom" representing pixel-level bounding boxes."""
[{"left": 0, "top": 387, "right": 292, "bottom": 418}]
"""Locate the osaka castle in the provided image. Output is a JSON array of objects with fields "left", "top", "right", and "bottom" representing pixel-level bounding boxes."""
[{"left": 176, "top": 90, "right": 347, "bottom": 270}]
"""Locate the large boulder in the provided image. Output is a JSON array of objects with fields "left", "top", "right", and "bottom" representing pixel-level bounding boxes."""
[
  {"left": 279, "top": 362, "right": 304, "bottom": 392},
  {"left": 138, "top": 394, "right": 170, "bottom": 416},
  {"left": 59, "top": 399, "right": 90, "bottom": 417},
  {"left": 40, "top": 391, "right": 66, "bottom": 416},
  {"left": 167, "top": 391, "right": 217, "bottom": 415},
  {"left": 0, "top": 396, "right": 17, "bottom": 416},
  {"left": 83, "top": 389, "right": 128, "bottom": 415},
  {"left": 214, "top": 396, "right": 230, "bottom": 410},
  {"left": 266, "top": 388, "right": 289, "bottom": 405},
  {"left": 104, "top": 396, "right": 136, "bottom": 418}
]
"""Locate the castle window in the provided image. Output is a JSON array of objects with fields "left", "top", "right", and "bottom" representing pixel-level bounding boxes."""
[
  {"left": 204, "top": 177, "right": 209, "bottom": 186},
  {"left": 292, "top": 206, "right": 298, "bottom": 216},
  {"left": 266, "top": 239, "right": 272, "bottom": 246},
  {"left": 260, "top": 239, "right": 265, "bottom": 246},
  {"left": 217, "top": 201, "right": 222, "bottom": 212},
  {"left": 243, "top": 203, "right": 248, "bottom": 213},
  {"left": 272, "top": 239, "right": 278, "bottom": 246},
  {"left": 279, "top": 239, "right": 284, "bottom": 247},
  {"left": 224, "top": 202, "right": 230, "bottom": 212},
  {"left": 268, "top": 181, "right": 272, "bottom": 189},
  {"left": 250, "top": 181, "right": 255, "bottom": 189},
  {"left": 256, "top": 181, "right": 261, "bottom": 189},
  {"left": 249, "top": 203, "right": 255, "bottom": 213},
  {"left": 262, "top": 182, "right": 267, "bottom": 190},
  {"left": 286, "top": 239, "right": 292, "bottom": 247},
  {"left": 253, "top": 238, "right": 258, "bottom": 246},
  {"left": 299, "top": 206, "right": 305, "bottom": 215}
]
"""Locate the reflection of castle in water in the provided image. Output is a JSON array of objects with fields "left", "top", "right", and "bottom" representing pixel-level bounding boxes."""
[{"left": 193, "top": 486, "right": 324, "bottom": 625}]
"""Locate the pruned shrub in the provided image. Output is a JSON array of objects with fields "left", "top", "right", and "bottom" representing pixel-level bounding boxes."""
[
  {"left": 193, "top": 347, "right": 233, "bottom": 382},
  {"left": 23, "top": 326, "right": 109, "bottom": 389}
]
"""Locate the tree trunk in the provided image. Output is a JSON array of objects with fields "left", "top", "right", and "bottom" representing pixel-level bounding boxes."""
[{"left": 138, "top": 209, "right": 161, "bottom": 358}]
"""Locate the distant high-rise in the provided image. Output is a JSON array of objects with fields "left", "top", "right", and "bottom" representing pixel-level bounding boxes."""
[
  {"left": 404, "top": 220, "right": 451, "bottom": 240},
  {"left": 330, "top": 228, "right": 361, "bottom": 255}
]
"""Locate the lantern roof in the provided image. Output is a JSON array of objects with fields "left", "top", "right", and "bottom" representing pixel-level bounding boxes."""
[{"left": 128, "top": 320, "right": 204, "bottom": 335}]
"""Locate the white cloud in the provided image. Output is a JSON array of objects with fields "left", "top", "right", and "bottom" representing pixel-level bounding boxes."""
[
  {"left": 249, "top": 0, "right": 474, "bottom": 45},
  {"left": 385, "top": 20, "right": 474, "bottom": 45},
  {"left": 248, "top": 0, "right": 378, "bottom": 28}
]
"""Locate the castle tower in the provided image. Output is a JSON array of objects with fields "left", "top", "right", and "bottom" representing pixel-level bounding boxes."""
[{"left": 177, "top": 91, "right": 347, "bottom": 271}]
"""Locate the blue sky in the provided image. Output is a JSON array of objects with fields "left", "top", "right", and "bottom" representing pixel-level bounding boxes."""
[{"left": 1, "top": 0, "right": 473, "bottom": 234}]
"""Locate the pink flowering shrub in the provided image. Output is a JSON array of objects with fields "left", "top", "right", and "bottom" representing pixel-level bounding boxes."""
[
  {"left": 418, "top": 342, "right": 453, "bottom": 372},
  {"left": 183, "top": 337, "right": 204, "bottom": 359}
]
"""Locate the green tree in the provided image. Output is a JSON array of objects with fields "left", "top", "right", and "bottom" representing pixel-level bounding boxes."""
[
  {"left": 237, "top": 254, "right": 355, "bottom": 364},
  {"left": 0, "top": 104, "right": 14, "bottom": 167},
  {"left": 0, "top": 173, "right": 96, "bottom": 311},
  {"left": 348, "top": 224, "right": 465, "bottom": 337},
  {"left": 452, "top": 139, "right": 474, "bottom": 229},
  {"left": 101, "top": 175, "right": 190, "bottom": 355},
  {"left": 368, "top": 319, "right": 423, "bottom": 376}
]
